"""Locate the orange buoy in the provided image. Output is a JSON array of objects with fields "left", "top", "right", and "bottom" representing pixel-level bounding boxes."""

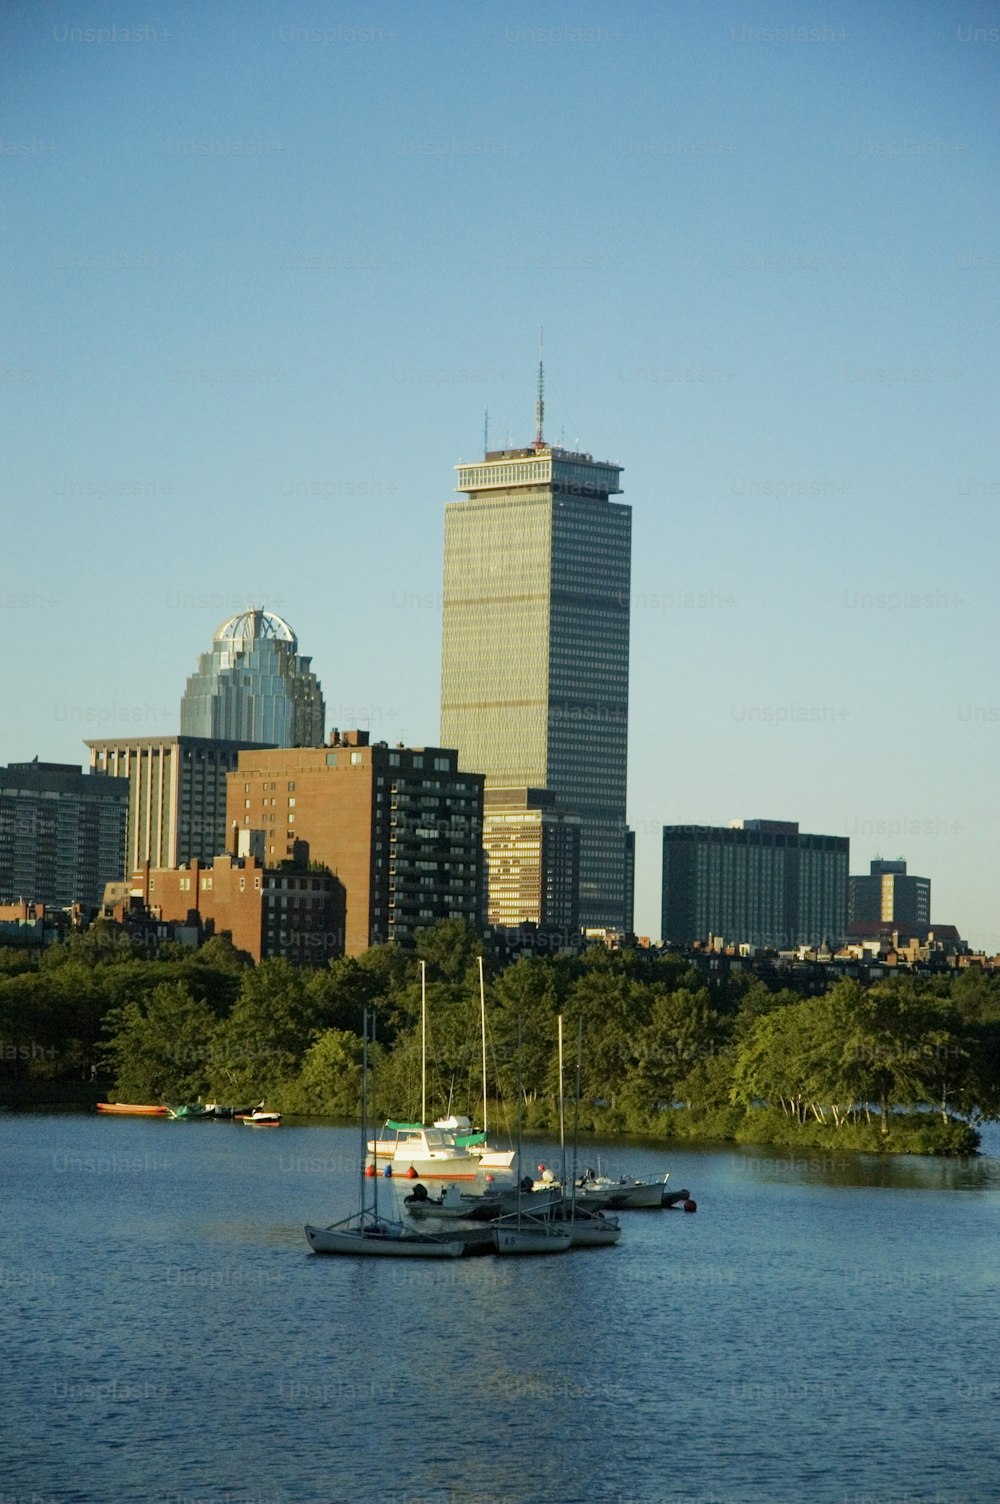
[
  {"left": 365, "top": 1164, "right": 376, "bottom": 1177},
  {"left": 405, "top": 1165, "right": 418, "bottom": 1179},
  {"left": 683, "top": 1198, "right": 697, "bottom": 1213}
]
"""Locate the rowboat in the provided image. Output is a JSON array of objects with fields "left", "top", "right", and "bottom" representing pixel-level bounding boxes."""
[{"left": 96, "top": 1102, "right": 168, "bottom": 1116}]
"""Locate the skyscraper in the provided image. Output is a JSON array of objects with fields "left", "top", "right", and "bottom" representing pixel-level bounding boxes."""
[
  {"left": 441, "top": 393, "right": 631, "bottom": 931},
  {"left": 180, "top": 608, "right": 324, "bottom": 748}
]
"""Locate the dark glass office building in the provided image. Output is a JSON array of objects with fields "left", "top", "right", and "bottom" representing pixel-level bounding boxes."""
[{"left": 661, "top": 819, "right": 849, "bottom": 949}]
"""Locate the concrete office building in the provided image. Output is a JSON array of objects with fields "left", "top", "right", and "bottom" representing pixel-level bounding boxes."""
[
  {"left": 86, "top": 735, "right": 274, "bottom": 878},
  {"left": 482, "top": 787, "right": 580, "bottom": 934},
  {"left": 228, "top": 730, "right": 484, "bottom": 955},
  {"left": 0, "top": 759, "right": 128, "bottom": 912},
  {"left": 662, "top": 819, "right": 849, "bottom": 950},
  {"left": 441, "top": 401, "right": 632, "bottom": 931},
  {"left": 180, "top": 608, "right": 324, "bottom": 747},
  {"left": 849, "top": 858, "right": 931, "bottom": 930}
]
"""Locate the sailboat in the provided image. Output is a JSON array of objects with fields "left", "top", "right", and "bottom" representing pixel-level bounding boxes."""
[
  {"left": 366, "top": 958, "right": 515, "bottom": 1179},
  {"left": 305, "top": 1010, "right": 465, "bottom": 1259},
  {"left": 491, "top": 1019, "right": 572, "bottom": 1255},
  {"left": 548, "top": 1017, "right": 622, "bottom": 1248}
]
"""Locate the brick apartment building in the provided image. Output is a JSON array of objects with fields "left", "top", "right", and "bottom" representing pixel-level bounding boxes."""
[
  {"left": 127, "top": 850, "right": 345, "bottom": 965},
  {"left": 227, "top": 731, "right": 484, "bottom": 955}
]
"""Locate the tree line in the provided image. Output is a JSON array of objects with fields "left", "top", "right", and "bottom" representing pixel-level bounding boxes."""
[{"left": 2, "top": 920, "right": 998, "bottom": 1153}]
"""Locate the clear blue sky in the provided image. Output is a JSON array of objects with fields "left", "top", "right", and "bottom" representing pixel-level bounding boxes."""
[{"left": 2, "top": 0, "right": 998, "bottom": 948}]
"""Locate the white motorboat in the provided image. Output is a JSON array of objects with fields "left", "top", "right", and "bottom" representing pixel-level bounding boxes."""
[
  {"left": 403, "top": 1179, "right": 559, "bottom": 1221},
  {"left": 574, "top": 1170, "right": 670, "bottom": 1210},
  {"left": 369, "top": 960, "right": 516, "bottom": 1179},
  {"left": 242, "top": 1109, "right": 282, "bottom": 1128}
]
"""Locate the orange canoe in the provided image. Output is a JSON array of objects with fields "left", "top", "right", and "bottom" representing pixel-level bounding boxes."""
[{"left": 96, "top": 1102, "right": 169, "bottom": 1116}]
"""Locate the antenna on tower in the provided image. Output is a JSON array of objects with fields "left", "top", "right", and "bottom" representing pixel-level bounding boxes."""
[
  {"left": 534, "top": 327, "right": 545, "bottom": 449},
  {"left": 483, "top": 408, "right": 489, "bottom": 456}
]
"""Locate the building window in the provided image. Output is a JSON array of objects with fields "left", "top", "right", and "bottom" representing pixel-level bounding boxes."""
[
  {"left": 288, "top": 798, "right": 295, "bottom": 808},
  {"left": 326, "top": 753, "right": 337, "bottom": 767},
  {"left": 287, "top": 781, "right": 295, "bottom": 792},
  {"left": 351, "top": 752, "right": 363, "bottom": 765}
]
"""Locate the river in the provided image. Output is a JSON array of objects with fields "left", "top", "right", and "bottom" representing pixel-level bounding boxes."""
[{"left": 3, "top": 1112, "right": 999, "bottom": 1504}]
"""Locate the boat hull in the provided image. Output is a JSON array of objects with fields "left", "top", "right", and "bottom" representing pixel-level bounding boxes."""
[
  {"left": 492, "top": 1225, "right": 572, "bottom": 1255},
  {"left": 96, "top": 1103, "right": 168, "bottom": 1116},
  {"left": 305, "top": 1224, "right": 464, "bottom": 1258},
  {"left": 576, "top": 1174, "right": 669, "bottom": 1210}
]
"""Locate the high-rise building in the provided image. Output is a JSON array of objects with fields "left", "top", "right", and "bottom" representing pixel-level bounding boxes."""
[
  {"left": 86, "top": 735, "right": 274, "bottom": 878},
  {"left": 482, "top": 787, "right": 580, "bottom": 934},
  {"left": 849, "top": 858, "right": 930, "bottom": 930},
  {"left": 0, "top": 759, "right": 128, "bottom": 912},
  {"left": 180, "top": 608, "right": 324, "bottom": 747},
  {"left": 661, "top": 819, "right": 849, "bottom": 950},
  {"left": 228, "top": 731, "right": 484, "bottom": 955},
  {"left": 441, "top": 411, "right": 631, "bottom": 931}
]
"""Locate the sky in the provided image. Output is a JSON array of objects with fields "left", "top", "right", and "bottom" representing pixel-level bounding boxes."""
[{"left": 2, "top": 0, "right": 998, "bottom": 949}]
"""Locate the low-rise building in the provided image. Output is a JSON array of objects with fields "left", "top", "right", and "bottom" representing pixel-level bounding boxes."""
[{"left": 126, "top": 851, "right": 345, "bottom": 965}]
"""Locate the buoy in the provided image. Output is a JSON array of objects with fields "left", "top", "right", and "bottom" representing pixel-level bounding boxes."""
[
  {"left": 383, "top": 1164, "right": 392, "bottom": 1177},
  {"left": 405, "top": 1165, "right": 418, "bottom": 1179},
  {"left": 683, "top": 1198, "right": 697, "bottom": 1214},
  {"left": 364, "top": 1164, "right": 376, "bottom": 1178},
  {"left": 484, "top": 1174, "right": 494, "bottom": 1183}
]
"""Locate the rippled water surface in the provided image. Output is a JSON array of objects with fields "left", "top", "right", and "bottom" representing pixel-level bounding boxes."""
[{"left": 4, "top": 1113, "right": 999, "bottom": 1504}]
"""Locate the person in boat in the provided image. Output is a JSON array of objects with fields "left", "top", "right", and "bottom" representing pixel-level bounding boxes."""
[{"left": 536, "top": 1163, "right": 556, "bottom": 1183}]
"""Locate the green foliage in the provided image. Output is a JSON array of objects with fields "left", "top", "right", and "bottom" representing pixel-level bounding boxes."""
[
  {"left": 8, "top": 916, "right": 997, "bottom": 1154},
  {"left": 273, "top": 1028, "right": 365, "bottom": 1116},
  {"left": 101, "top": 982, "right": 220, "bottom": 1103}
]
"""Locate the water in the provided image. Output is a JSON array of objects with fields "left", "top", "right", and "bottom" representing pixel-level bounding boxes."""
[{"left": 4, "top": 1113, "right": 1000, "bottom": 1504}]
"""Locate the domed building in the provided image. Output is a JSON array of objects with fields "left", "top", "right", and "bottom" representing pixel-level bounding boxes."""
[{"left": 180, "top": 608, "right": 325, "bottom": 747}]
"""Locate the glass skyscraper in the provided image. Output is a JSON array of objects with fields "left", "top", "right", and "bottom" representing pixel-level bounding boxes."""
[
  {"left": 441, "top": 440, "right": 632, "bottom": 931},
  {"left": 180, "top": 609, "right": 324, "bottom": 748}
]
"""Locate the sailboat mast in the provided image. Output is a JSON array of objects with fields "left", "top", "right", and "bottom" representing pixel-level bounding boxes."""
[
  {"left": 361, "top": 1007, "right": 369, "bottom": 1216},
  {"left": 571, "top": 1017, "right": 582, "bottom": 1215},
  {"left": 371, "top": 1010, "right": 379, "bottom": 1221},
  {"left": 478, "top": 954, "right": 487, "bottom": 1137},
  {"left": 558, "top": 1014, "right": 566, "bottom": 1188},
  {"left": 420, "top": 958, "right": 427, "bottom": 1126}
]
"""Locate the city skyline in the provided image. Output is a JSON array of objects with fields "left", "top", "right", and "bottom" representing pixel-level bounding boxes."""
[{"left": 3, "top": 0, "right": 997, "bottom": 949}]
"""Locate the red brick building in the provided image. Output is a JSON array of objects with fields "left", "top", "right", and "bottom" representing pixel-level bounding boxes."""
[{"left": 129, "top": 853, "right": 345, "bottom": 964}]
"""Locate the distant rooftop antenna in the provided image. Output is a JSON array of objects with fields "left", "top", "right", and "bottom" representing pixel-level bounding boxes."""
[
  {"left": 533, "top": 327, "right": 545, "bottom": 449},
  {"left": 483, "top": 408, "right": 489, "bottom": 455}
]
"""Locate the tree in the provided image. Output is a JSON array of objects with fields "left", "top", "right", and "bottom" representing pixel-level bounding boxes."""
[{"left": 102, "top": 981, "right": 220, "bottom": 1103}]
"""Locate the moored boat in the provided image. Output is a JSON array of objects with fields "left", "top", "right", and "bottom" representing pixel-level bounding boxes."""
[
  {"left": 549, "top": 1200, "right": 622, "bottom": 1247},
  {"left": 96, "top": 1102, "right": 168, "bottom": 1116},
  {"left": 492, "top": 1214, "right": 572, "bottom": 1255},
  {"left": 305, "top": 1215, "right": 465, "bottom": 1257},
  {"left": 367, "top": 1121, "right": 512, "bottom": 1180},
  {"left": 242, "top": 1109, "right": 282, "bottom": 1127},
  {"left": 574, "top": 1170, "right": 671, "bottom": 1210}
]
